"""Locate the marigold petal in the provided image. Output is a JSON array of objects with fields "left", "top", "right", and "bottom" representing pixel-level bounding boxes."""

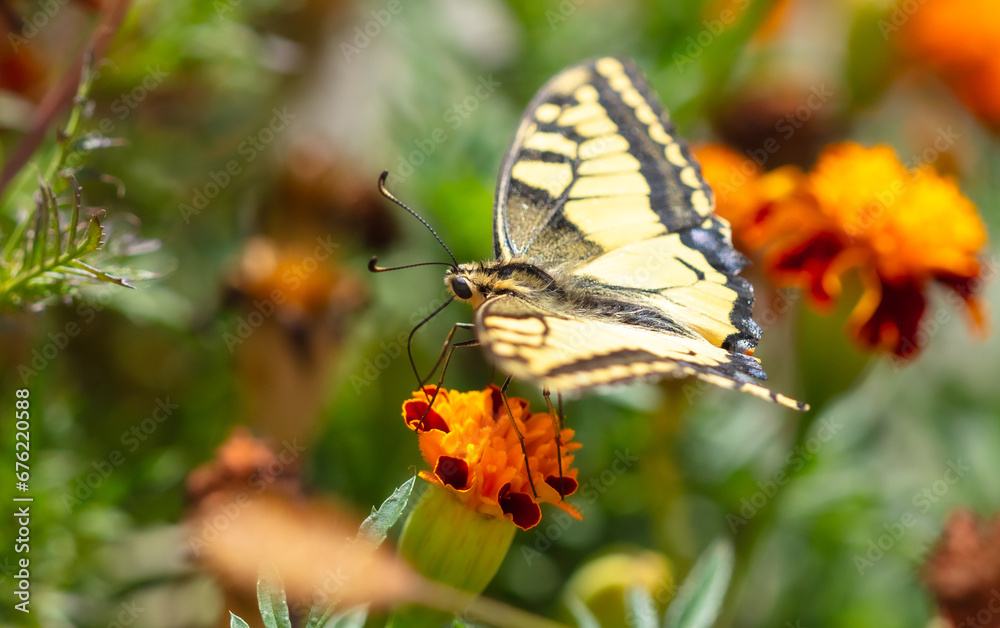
[
  {"left": 900, "top": 0, "right": 1000, "bottom": 127},
  {"left": 553, "top": 499, "right": 584, "bottom": 521},
  {"left": 487, "top": 384, "right": 504, "bottom": 417},
  {"left": 498, "top": 483, "right": 542, "bottom": 530},
  {"left": 402, "top": 399, "right": 449, "bottom": 433},
  {"left": 417, "top": 469, "right": 441, "bottom": 487},
  {"left": 697, "top": 139, "right": 988, "bottom": 357},
  {"left": 434, "top": 456, "right": 471, "bottom": 491},
  {"left": 545, "top": 475, "right": 579, "bottom": 497},
  {"left": 939, "top": 273, "right": 991, "bottom": 336},
  {"left": 402, "top": 387, "right": 581, "bottom": 529},
  {"left": 767, "top": 231, "right": 849, "bottom": 303},
  {"left": 808, "top": 144, "right": 910, "bottom": 233},
  {"left": 850, "top": 279, "right": 927, "bottom": 358}
]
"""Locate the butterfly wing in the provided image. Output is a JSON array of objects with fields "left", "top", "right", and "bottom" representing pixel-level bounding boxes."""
[
  {"left": 494, "top": 56, "right": 717, "bottom": 263},
  {"left": 475, "top": 296, "right": 806, "bottom": 410},
  {"left": 482, "top": 56, "right": 804, "bottom": 408},
  {"left": 493, "top": 55, "right": 759, "bottom": 355}
]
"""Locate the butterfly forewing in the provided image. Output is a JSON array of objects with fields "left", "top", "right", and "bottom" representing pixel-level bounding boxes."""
[{"left": 493, "top": 56, "right": 717, "bottom": 263}]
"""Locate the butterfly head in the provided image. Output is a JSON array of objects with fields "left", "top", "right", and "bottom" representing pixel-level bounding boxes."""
[
  {"left": 446, "top": 260, "right": 558, "bottom": 310},
  {"left": 445, "top": 264, "right": 490, "bottom": 308}
]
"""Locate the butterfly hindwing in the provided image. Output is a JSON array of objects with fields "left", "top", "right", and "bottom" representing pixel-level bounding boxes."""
[
  {"left": 567, "top": 222, "right": 759, "bottom": 354},
  {"left": 475, "top": 295, "right": 805, "bottom": 410}
]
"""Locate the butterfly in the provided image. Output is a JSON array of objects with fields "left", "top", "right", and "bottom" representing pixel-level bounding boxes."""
[{"left": 376, "top": 56, "right": 806, "bottom": 412}]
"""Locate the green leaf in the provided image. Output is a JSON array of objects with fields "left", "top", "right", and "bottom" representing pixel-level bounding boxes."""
[
  {"left": 304, "top": 478, "right": 415, "bottom": 627},
  {"left": 663, "top": 540, "right": 734, "bottom": 628},
  {"left": 0, "top": 54, "right": 142, "bottom": 310},
  {"left": 328, "top": 606, "right": 370, "bottom": 628},
  {"left": 563, "top": 593, "right": 602, "bottom": 628},
  {"left": 257, "top": 569, "right": 293, "bottom": 628},
  {"left": 66, "top": 260, "right": 135, "bottom": 289},
  {"left": 29, "top": 192, "right": 48, "bottom": 269},
  {"left": 305, "top": 604, "right": 370, "bottom": 628},
  {"left": 229, "top": 612, "right": 252, "bottom": 628},
  {"left": 305, "top": 605, "right": 334, "bottom": 628},
  {"left": 80, "top": 215, "right": 105, "bottom": 254},
  {"left": 625, "top": 586, "right": 658, "bottom": 628},
  {"left": 357, "top": 475, "right": 416, "bottom": 546}
]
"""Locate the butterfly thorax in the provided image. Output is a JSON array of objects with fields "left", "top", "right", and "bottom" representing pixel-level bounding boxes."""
[{"left": 445, "top": 258, "right": 565, "bottom": 310}]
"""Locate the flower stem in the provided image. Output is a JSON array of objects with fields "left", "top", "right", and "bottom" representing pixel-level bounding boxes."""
[{"left": 387, "top": 483, "right": 517, "bottom": 628}]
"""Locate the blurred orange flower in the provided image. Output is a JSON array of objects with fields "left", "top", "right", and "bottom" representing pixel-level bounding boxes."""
[
  {"left": 694, "top": 143, "right": 808, "bottom": 251},
  {"left": 402, "top": 386, "right": 580, "bottom": 530},
  {"left": 898, "top": 0, "right": 1000, "bottom": 127},
  {"left": 696, "top": 142, "right": 989, "bottom": 357}
]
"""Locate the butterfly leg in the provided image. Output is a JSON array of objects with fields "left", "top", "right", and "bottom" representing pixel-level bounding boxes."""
[
  {"left": 418, "top": 336, "right": 480, "bottom": 431},
  {"left": 500, "top": 375, "right": 539, "bottom": 497},
  {"left": 543, "top": 388, "right": 567, "bottom": 500},
  {"left": 405, "top": 297, "right": 456, "bottom": 398},
  {"left": 418, "top": 322, "right": 476, "bottom": 393}
]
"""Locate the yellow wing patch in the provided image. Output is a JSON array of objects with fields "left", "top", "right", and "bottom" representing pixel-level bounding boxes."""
[{"left": 510, "top": 161, "right": 573, "bottom": 198}]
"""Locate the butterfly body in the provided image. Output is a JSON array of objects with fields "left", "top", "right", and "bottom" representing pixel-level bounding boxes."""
[
  {"left": 447, "top": 259, "right": 706, "bottom": 346},
  {"left": 435, "top": 56, "right": 806, "bottom": 410}
]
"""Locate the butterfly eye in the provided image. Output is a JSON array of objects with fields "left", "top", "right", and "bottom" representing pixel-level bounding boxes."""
[{"left": 452, "top": 276, "right": 473, "bottom": 300}]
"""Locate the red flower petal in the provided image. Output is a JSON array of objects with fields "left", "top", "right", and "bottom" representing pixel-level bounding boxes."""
[
  {"left": 770, "top": 231, "right": 847, "bottom": 302},
  {"left": 434, "top": 456, "right": 470, "bottom": 490},
  {"left": 938, "top": 273, "right": 989, "bottom": 333},
  {"left": 488, "top": 384, "right": 504, "bottom": 418},
  {"left": 498, "top": 483, "right": 541, "bottom": 530},
  {"left": 545, "top": 475, "right": 579, "bottom": 497},
  {"left": 855, "top": 280, "right": 926, "bottom": 357},
  {"left": 403, "top": 399, "right": 449, "bottom": 433}
]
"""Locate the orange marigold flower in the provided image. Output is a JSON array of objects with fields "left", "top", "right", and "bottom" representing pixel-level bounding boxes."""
[
  {"left": 693, "top": 144, "right": 809, "bottom": 251},
  {"left": 402, "top": 385, "right": 581, "bottom": 531},
  {"left": 898, "top": 0, "right": 1000, "bottom": 127},
  {"left": 697, "top": 141, "right": 989, "bottom": 358}
]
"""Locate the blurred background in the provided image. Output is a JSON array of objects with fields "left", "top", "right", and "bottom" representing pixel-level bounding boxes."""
[{"left": 1, "top": 0, "right": 999, "bottom": 626}]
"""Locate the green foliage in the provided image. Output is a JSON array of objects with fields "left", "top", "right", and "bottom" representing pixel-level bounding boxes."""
[
  {"left": 230, "top": 612, "right": 253, "bottom": 628},
  {"left": 257, "top": 569, "right": 294, "bottom": 628},
  {"left": 663, "top": 541, "right": 733, "bottom": 628},
  {"left": 564, "top": 595, "right": 602, "bottom": 628},
  {"left": 236, "top": 478, "right": 417, "bottom": 628},
  {"left": 625, "top": 586, "right": 659, "bottom": 628},
  {"left": 0, "top": 176, "right": 131, "bottom": 308},
  {"left": 0, "top": 62, "right": 140, "bottom": 310},
  {"left": 358, "top": 475, "right": 417, "bottom": 546},
  {"left": 229, "top": 570, "right": 292, "bottom": 628}
]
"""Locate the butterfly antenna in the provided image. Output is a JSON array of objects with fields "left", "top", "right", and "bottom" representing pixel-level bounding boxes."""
[
  {"left": 368, "top": 258, "right": 454, "bottom": 273},
  {"left": 377, "top": 170, "right": 459, "bottom": 268}
]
